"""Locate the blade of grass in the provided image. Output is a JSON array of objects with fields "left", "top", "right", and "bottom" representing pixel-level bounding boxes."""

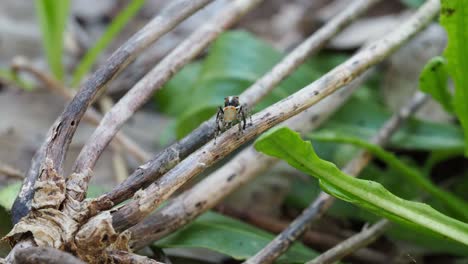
[
  {"left": 71, "top": 0, "right": 146, "bottom": 86},
  {"left": 35, "top": 0, "right": 70, "bottom": 80},
  {"left": 0, "top": 68, "right": 34, "bottom": 91}
]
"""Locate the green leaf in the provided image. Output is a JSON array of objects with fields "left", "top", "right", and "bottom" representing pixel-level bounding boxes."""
[
  {"left": 419, "top": 56, "right": 452, "bottom": 112},
  {"left": 155, "top": 31, "right": 345, "bottom": 138},
  {"left": 440, "top": 0, "right": 468, "bottom": 156},
  {"left": 0, "top": 183, "right": 108, "bottom": 211},
  {"left": 35, "top": 0, "right": 70, "bottom": 80},
  {"left": 155, "top": 63, "right": 202, "bottom": 116},
  {"left": 254, "top": 127, "right": 468, "bottom": 246},
  {"left": 319, "top": 97, "right": 465, "bottom": 152},
  {"left": 71, "top": 0, "right": 146, "bottom": 86},
  {"left": 155, "top": 211, "right": 317, "bottom": 263},
  {"left": 309, "top": 131, "right": 468, "bottom": 221},
  {"left": 285, "top": 167, "right": 468, "bottom": 256}
]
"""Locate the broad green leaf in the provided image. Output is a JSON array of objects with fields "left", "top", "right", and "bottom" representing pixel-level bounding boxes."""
[
  {"left": 419, "top": 56, "right": 452, "bottom": 112},
  {"left": 154, "top": 30, "right": 345, "bottom": 138},
  {"left": 319, "top": 97, "right": 465, "bottom": 152},
  {"left": 440, "top": 0, "right": 468, "bottom": 156},
  {"left": 71, "top": 0, "right": 146, "bottom": 86},
  {"left": 254, "top": 127, "right": 468, "bottom": 246},
  {"left": 35, "top": 0, "right": 70, "bottom": 80},
  {"left": 309, "top": 131, "right": 468, "bottom": 221},
  {"left": 155, "top": 211, "right": 317, "bottom": 263},
  {"left": 155, "top": 63, "right": 202, "bottom": 116},
  {"left": 0, "top": 183, "right": 108, "bottom": 210}
]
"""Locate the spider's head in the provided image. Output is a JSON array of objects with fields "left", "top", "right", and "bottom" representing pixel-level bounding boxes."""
[{"left": 224, "top": 96, "right": 240, "bottom": 107}]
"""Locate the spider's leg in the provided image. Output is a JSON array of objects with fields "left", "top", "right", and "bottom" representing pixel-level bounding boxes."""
[
  {"left": 215, "top": 106, "right": 224, "bottom": 143},
  {"left": 240, "top": 106, "right": 247, "bottom": 130}
]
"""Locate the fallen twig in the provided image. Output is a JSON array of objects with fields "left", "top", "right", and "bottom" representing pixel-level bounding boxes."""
[
  {"left": 243, "top": 90, "right": 428, "bottom": 264},
  {"left": 99, "top": 97, "right": 128, "bottom": 183},
  {"left": 307, "top": 220, "right": 391, "bottom": 264},
  {"left": 218, "top": 206, "right": 388, "bottom": 264},
  {"left": 10, "top": 0, "right": 212, "bottom": 223},
  {"left": 128, "top": 71, "right": 372, "bottom": 249},
  {"left": 98, "top": 0, "right": 382, "bottom": 211},
  {"left": 71, "top": 0, "right": 266, "bottom": 203}
]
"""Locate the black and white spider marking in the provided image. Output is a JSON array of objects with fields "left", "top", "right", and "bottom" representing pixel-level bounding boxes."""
[{"left": 215, "top": 96, "right": 251, "bottom": 140}]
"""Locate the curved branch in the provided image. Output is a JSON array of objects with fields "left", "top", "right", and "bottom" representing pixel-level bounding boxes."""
[
  {"left": 108, "top": 0, "right": 438, "bottom": 232},
  {"left": 10, "top": 0, "right": 213, "bottom": 223},
  {"left": 70, "top": 0, "right": 265, "bottom": 203},
  {"left": 98, "top": 0, "right": 381, "bottom": 209},
  {"left": 307, "top": 220, "right": 391, "bottom": 264}
]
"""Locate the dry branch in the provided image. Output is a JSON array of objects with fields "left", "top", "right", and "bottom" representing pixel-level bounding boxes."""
[
  {"left": 128, "top": 71, "right": 372, "bottom": 249},
  {"left": 98, "top": 0, "right": 381, "bottom": 211},
  {"left": 307, "top": 220, "right": 391, "bottom": 264},
  {"left": 87, "top": 0, "right": 441, "bottom": 244},
  {"left": 70, "top": 0, "right": 265, "bottom": 204},
  {"left": 243, "top": 90, "right": 428, "bottom": 264},
  {"left": 11, "top": 0, "right": 213, "bottom": 223},
  {"left": 218, "top": 207, "right": 388, "bottom": 264}
]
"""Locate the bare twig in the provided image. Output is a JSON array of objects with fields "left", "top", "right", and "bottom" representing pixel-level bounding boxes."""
[
  {"left": 14, "top": 247, "right": 86, "bottom": 264},
  {"left": 218, "top": 207, "right": 388, "bottom": 264},
  {"left": 243, "top": 93, "right": 429, "bottom": 264},
  {"left": 98, "top": 97, "right": 129, "bottom": 183},
  {"left": 128, "top": 71, "right": 372, "bottom": 249},
  {"left": 11, "top": 0, "right": 212, "bottom": 223},
  {"left": 99, "top": 0, "right": 382, "bottom": 210},
  {"left": 105, "top": 0, "right": 438, "bottom": 234},
  {"left": 10, "top": 57, "right": 150, "bottom": 164},
  {"left": 307, "top": 220, "right": 391, "bottom": 264},
  {"left": 0, "top": 163, "right": 23, "bottom": 179},
  {"left": 71, "top": 0, "right": 265, "bottom": 203}
]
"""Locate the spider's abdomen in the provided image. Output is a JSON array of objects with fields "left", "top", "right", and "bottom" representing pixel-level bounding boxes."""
[{"left": 223, "top": 106, "right": 237, "bottom": 122}]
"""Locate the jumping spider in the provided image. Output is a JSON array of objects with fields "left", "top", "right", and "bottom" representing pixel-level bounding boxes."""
[{"left": 215, "top": 96, "right": 251, "bottom": 141}]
